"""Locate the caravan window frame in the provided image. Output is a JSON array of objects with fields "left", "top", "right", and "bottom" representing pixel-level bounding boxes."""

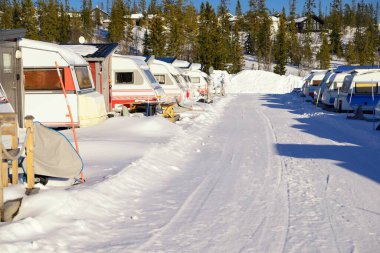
[
  {"left": 115, "top": 72, "right": 134, "bottom": 84},
  {"left": 24, "top": 68, "right": 63, "bottom": 91},
  {"left": 75, "top": 66, "right": 93, "bottom": 90},
  {"left": 354, "top": 82, "right": 378, "bottom": 94}
]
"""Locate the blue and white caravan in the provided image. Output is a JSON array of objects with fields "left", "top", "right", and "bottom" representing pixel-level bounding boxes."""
[
  {"left": 321, "top": 71, "right": 352, "bottom": 107},
  {"left": 334, "top": 69, "right": 380, "bottom": 112}
]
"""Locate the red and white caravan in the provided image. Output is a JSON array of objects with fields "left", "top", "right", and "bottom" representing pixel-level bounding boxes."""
[
  {"left": 19, "top": 39, "right": 107, "bottom": 127},
  {"left": 110, "top": 54, "right": 166, "bottom": 113}
]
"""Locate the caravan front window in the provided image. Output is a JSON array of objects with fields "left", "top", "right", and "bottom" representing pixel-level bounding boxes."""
[
  {"left": 115, "top": 72, "right": 134, "bottom": 84},
  {"left": 355, "top": 82, "right": 378, "bottom": 94},
  {"left": 341, "top": 75, "right": 354, "bottom": 93},
  {"left": 75, "top": 67, "right": 92, "bottom": 90},
  {"left": 154, "top": 75, "right": 165, "bottom": 85},
  {"left": 24, "top": 69, "right": 63, "bottom": 90},
  {"left": 191, "top": 77, "right": 200, "bottom": 83}
]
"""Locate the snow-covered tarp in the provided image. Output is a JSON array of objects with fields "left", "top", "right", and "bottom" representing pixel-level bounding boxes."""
[{"left": 227, "top": 70, "right": 303, "bottom": 94}]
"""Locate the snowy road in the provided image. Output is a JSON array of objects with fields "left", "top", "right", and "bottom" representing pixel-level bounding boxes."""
[{"left": 1, "top": 94, "right": 380, "bottom": 252}]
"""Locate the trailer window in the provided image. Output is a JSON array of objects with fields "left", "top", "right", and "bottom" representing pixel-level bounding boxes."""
[
  {"left": 2, "top": 53, "right": 12, "bottom": 73},
  {"left": 355, "top": 82, "right": 378, "bottom": 94},
  {"left": 143, "top": 69, "right": 157, "bottom": 83},
  {"left": 154, "top": 75, "right": 165, "bottom": 85},
  {"left": 312, "top": 80, "right": 321, "bottom": 86},
  {"left": 191, "top": 77, "right": 200, "bottom": 83},
  {"left": 341, "top": 75, "right": 353, "bottom": 93},
  {"left": 75, "top": 67, "right": 92, "bottom": 90},
  {"left": 24, "top": 69, "right": 62, "bottom": 90},
  {"left": 115, "top": 72, "right": 134, "bottom": 84}
]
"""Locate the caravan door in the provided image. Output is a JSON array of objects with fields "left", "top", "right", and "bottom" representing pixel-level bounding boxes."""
[{"left": 0, "top": 41, "right": 22, "bottom": 122}]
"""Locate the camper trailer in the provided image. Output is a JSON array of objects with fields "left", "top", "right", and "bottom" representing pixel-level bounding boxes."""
[
  {"left": 184, "top": 69, "right": 214, "bottom": 102},
  {"left": 321, "top": 71, "right": 351, "bottom": 107},
  {"left": 109, "top": 54, "right": 166, "bottom": 114},
  {"left": 334, "top": 69, "right": 380, "bottom": 112},
  {"left": 312, "top": 70, "right": 334, "bottom": 102},
  {"left": 302, "top": 70, "right": 328, "bottom": 98},
  {"left": 19, "top": 39, "right": 107, "bottom": 127},
  {"left": 149, "top": 59, "right": 187, "bottom": 103},
  {"left": 61, "top": 43, "right": 118, "bottom": 112}
]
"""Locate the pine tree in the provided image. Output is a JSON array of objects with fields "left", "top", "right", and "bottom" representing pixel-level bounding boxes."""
[
  {"left": 143, "top": 29, "right": 151, "bottom": 55},
  {"left": 139, "top": 0, "right": 146, "bottom": 14},
  {"left": 235, "top": 0, "right": 245, "bottom": 30},
  {"left": 290, "top": 0, "right": 296, "bottom": 17},
  {"left": 148, "top": 12, "right": 166, "bottom": 56},
  {"left": 182, "top": 3, "right": 198, "bottom": 61},
  {"left": 108, "top": 0, "right": 125, "bottom": 42},
  {"left": 302, "top": 32, "right": 313, "bottom": 68},
  {"left": 58, "top": 0, "right": 71, "bottom": 43},
  {"left": 287, "top": 2, "right": 301, "bottom": 66},
  {"left": 164, "top": 0, "right": 185, "bottom": 57},
  {"left": 197, "top": 2, "right": 220, "bottom": 73},
  {"left": 70, "top": 7, "right": 83, "bottom": 43},
  {"left": 330, "top": 0, "right": 343, "bottom": 57},
  {"left": 20, "top": 0, "right": 38, "bottom": 39},
  {"left": 317, "top": 32, "right": 330, "bottom": 68},
  {"left": 256, "top": 1, "right": 272, "bottom": 70},
  {"left": 148, "top": 0, "right": 157, "bottom": 14},
  {"left": 274, "top": 12, "right": 287, "bottom": 75},
  {"left": 12, "top": 0, "right": 22, "bottom": 28},
  {"left": 0, "top": 0, "right": 13, "bottom": 29},
  {"left": 39, "top": 0, "right": 60, "bottom": 42},
  {"left": 304, "top": 0, "right": 316, "bottom": 14},
  {"left": 82, "top": 0, "right": 94, "bottom": 41},
  {"left": 230, "top": 16, "right": 243, "bottom": 73},
  {"left": 345, "top": 42, "right": 357, "bottom": 64}
]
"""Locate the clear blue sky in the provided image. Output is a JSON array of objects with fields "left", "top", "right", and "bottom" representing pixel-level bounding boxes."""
[{"left": 71, "top": 0, "right": 379, "bottom": 15}]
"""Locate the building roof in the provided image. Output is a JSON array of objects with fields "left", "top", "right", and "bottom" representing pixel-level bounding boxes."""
[
  {"left": 62, "top": 43, "right": 118, "bottom": 61},
  {"left": 0, "top": 29, "right": 26, "bottom": 41}
]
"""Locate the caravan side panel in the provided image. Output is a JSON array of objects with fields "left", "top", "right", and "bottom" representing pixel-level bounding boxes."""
[
  {"left": 25, "top": 93, "right": 79, "bottom": 126},
  {"left": 22, "top": 47, "right": 68, "bottom": 68}
]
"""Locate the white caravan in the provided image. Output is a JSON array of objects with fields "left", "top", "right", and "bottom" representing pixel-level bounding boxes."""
[
  {"left": 149, "top": 59, "right": 187, "bottom": 103},
  {"left": 110, "top": 55, "right": 166, "bottom": 114},
  {"left": 312, "top": 69, "right": 334, "bottom": 102},
  {"left": 321, "top": 71, "right": 351, "bottom": 106},
  {"left": 334, "top": 69, "right": 380, "bottom": 112},
  {"left": 302, "top": 70, "right": 328, "bottom": 98},
  {"left": 184, "top": 69, "right": 213, "bottom": 102},
  {"left": 20, "top": 39, "right": 107, "bottom": 127}
]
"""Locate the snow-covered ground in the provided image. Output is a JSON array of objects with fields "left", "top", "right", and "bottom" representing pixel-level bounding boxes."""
[{"left": 1, "top": 71, "right": 380, "bottom": 252}]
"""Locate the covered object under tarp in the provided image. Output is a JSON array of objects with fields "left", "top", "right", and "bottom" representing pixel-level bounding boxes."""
[{"left": 31, "top": 123, "right": 83, "bottom": 179}]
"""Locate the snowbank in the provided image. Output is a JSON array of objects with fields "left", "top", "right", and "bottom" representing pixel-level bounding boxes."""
[
  {"left": 211, "top": 70, "right": 231, "bottom": 88},
  {"left": 227, "top": 70, "right": 303, "bottom": 94}
]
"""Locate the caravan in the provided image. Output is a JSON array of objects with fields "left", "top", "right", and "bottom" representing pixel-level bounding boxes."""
[
  {"left": 20, "top": 39, "right": 107, "bottom": 127},
  {"left": 184, "top": 69, "right": 214, "bottom": 102},
  {"left": 149, "top": 59, "right": 188, "bottom": 104},
  {"left": 302, "top": 70, "right": 328, "bottom": 99},
  {"left": 321, "top": 71, "right": 351, "bottom": 107},
  {"left": 110, "top": 55, "right": 166, "bottom": 114},
  {"left": 334, "top": 69, "right": 380, "bottom": 112}
]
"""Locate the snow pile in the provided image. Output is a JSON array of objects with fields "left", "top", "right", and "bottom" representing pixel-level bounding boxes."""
[
  {"left": 227, "top": 70, "right": 303, "bottom": 94},
  {"left": 211, "top": 70, "right": 231, "bottom": 88}
]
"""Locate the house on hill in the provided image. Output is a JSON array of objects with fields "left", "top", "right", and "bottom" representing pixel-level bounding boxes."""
[
  {"left": 294, "top": 14, "right": 325, "bottom": 33},
  {"left": 91, "top": 7, "right": 110, "bottom": 29}
]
